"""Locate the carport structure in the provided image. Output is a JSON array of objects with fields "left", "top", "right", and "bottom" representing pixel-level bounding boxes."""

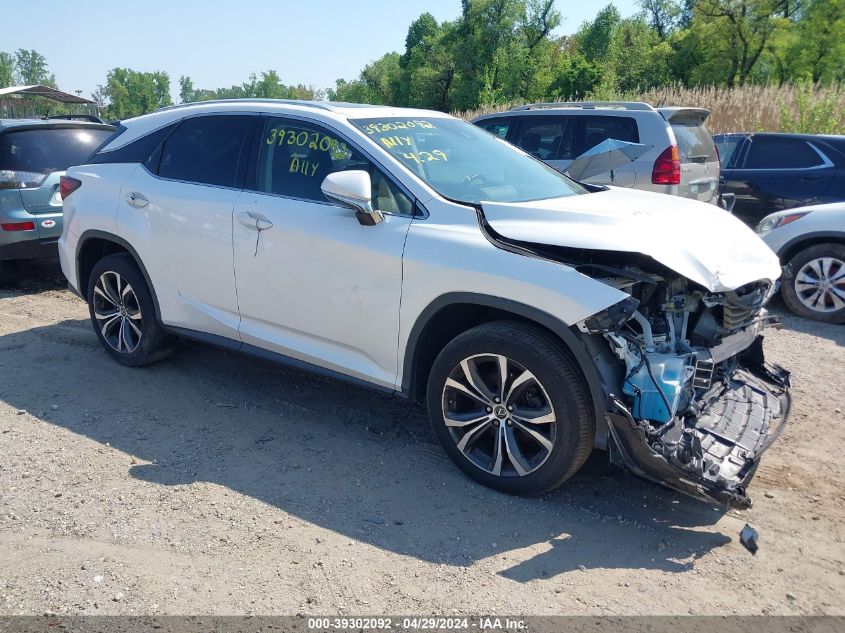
[{"left": 0, "top": 84, "right": 99, "bottom": 119}]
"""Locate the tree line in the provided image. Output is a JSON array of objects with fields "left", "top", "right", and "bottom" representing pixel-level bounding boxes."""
[
  {"left": 1, "top": 0, "right": 842, "bottom": 119},
  {"left": 328, "top": 0, "right": 844, "bottom": 110}
]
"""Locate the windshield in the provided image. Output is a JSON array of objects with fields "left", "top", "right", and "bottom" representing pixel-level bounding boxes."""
[
  {"left": 0, "top": 127, "right": 113, "bottom": 188},
  {"left": 351, "top": 117, "right": 585, "bottom": 204}
]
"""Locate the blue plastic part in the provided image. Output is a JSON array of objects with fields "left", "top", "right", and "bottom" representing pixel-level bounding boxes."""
[{"left": 622, "top": 353, "right": 687, "bottom": 423}]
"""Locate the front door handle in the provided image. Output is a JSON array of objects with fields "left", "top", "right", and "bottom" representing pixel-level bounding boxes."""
[
  {"left": 237, "top": 211, "right": 273, "bottom": 230},
  {"left": 125, "top": 192, "right": 149, "bottom": 208}
]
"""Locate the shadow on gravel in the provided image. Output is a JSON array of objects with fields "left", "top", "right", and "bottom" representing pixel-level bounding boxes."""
[
  {"left": 1, "top": 317, "right": 737, "bottom": 582},
  {"left": 767, "top": 301, "right": 844, "bottom": 346},
  {"left": 0, "top": 258, "right": 66, "bottom": 295}
]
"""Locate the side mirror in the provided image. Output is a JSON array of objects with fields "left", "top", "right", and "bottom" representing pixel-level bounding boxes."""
[{"left": 321, "top": 170, "right": 383, "bottom": 226}]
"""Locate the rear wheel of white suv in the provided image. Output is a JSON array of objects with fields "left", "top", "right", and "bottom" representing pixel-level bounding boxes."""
[
  {"left": 86, "top": 254, "right": 175, "bottom": 366},
  {"left": 426, "top": 321, "right": 594, "bottom": 495}
]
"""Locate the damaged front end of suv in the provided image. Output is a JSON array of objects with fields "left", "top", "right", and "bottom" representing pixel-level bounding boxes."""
[
  {"left": 578, "top": 261, "right": 790, "bottom": 509},
  {"left": 482, "top": 189, "right": 791, "bottom": 509}
]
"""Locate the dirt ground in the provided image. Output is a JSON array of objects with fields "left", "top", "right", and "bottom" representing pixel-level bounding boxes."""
[{"left": 1, "top": 259, "right": 843, "bottom": 617}]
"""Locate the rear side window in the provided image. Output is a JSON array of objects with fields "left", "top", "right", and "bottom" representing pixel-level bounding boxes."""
[
  {"left": 91, "top": 123, "right": 176, "bottom": 165},
  {"left": 513, "top": 117, "right": 577, "bottom": 160},
  {"left": 671, "top": 121, "right": 718, "bottom": 163},
  {"left": 581, "top": 116, "right": 638, "bottom": 153},
  {"left": 0, "top": 127, "right": 114, "bottom": 188},
  {"left": 475, "top": 118, "right": 512, "bottom": 139},
  {"left": 156, "top": 115, "right": 253, "bottom": 188},
  {"left": 743, "top": 137, "right": 824, "bottom": 169}
]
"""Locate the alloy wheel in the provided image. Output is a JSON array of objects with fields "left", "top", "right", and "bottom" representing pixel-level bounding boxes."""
[
  {"left": 92, "top": 271, "right": 143, "bottom": 353},
  {"left": 794, "top": 256, "right": 845, "bottom": 313},
  {"left": 441, "top": 353, "right": 556, "bottom": 477}
]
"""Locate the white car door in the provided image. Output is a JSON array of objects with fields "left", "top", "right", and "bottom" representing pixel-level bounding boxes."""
[
  {"left": 117, "top": 114, "right": 257, "bottom": 340},
  {"left": 232, "top": 116, "right": 414, "bottom": 389}
]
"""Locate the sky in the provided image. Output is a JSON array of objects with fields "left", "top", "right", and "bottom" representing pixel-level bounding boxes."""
[{"left": 3, "top": 0, "right": 640, "bottom": 101}]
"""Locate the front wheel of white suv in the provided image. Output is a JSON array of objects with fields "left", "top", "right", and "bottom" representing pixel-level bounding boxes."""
[
  {"left": 426, "top": 321, "right": 595, "bottom": 495},
  {"left": 86, "top": 253, "right": 176, "bottom": 366}
]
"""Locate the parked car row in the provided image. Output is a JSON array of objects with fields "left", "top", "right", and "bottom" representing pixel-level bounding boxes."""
[{"left": 469, "top": 103, "right": 844, "bottom": 323}]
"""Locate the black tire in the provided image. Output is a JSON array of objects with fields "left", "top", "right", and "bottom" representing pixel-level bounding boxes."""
[
  {"left": 781, "top": 243, "right": 845, "bottom": 324},
  {"left": 426, "top": 321, "right": 594, "bottom": 495},
  {"left": 86, "top": 253, "right": 175, "bottom": 366}
]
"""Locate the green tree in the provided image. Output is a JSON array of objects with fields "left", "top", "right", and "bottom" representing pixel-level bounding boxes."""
[
  {"left": 396, "top": 15, "right": 459, "bottom": 109},
  {"left": 696, "top": 0, "right": 786, "bottom": 86},
  {"left": 95, "top": 68, "right": 172, "bottom": 119},
  {"left": 782, "top": 0, "right": 845, "bottom": 83},
  {"left": 576, "top": 4, "right": 622, "bottom": 62},
  {"left": 14, "top": 49, "right": 56, "bottom": 86},
  {"left": 611, "top": 18, "right": 673, "bottom": 91},
  {"left": 639, "top": 0, "right": 682, "bottom": 38},
  {"left": 0, "top": 52, "right": 14, "bottom": 87},
  {"left": 329, "top": 53, "right": 401, "bottom": 104},
  {"left": 550, "top": 54, "right": 602, "bottom": 99}
]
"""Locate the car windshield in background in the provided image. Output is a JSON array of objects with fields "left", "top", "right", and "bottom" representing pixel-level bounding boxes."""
[
  {"left": 0, "top": 127, "right": 113, "bottom": 188},
  {"left": 352, "top": 117, "right": 585, "bottom": 204},
  {"left": 671, "top": 121, "right": 718, "bottom": 163}
]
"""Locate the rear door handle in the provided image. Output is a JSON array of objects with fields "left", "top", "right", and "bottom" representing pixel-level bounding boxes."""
[
  {"left": 800, "top": 174, "right": 820, "bottom": 181},
  {"left": 125, "top": 192, "right": 149, "bottom": 208},
  {"left": 237, "top": 211, "right": 273, "bottom": 230}
]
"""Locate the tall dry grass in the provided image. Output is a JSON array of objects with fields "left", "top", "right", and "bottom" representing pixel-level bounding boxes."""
[{"left": 456, "top": 83, "right": 845, "bottom": 134}]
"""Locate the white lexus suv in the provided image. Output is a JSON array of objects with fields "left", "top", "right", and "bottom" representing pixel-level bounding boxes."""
[{"left": 59, "top": 100, "right": 790, "bottom": 509}]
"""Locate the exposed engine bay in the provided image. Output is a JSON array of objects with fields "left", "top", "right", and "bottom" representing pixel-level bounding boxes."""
[
  {"left": 573, "top": 254, "right": 791, "bottom": 509},
  {"left": 477, "top": 193, "right": 791, "bottom": 509}
]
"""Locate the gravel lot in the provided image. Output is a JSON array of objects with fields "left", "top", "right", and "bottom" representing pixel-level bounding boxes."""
[{"left": 1, "top": 259, "right": 843, "bottom": 616}]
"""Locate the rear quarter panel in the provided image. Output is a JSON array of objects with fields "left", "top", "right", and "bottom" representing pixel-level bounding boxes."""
[{"left": 60, "top": 163, "right": 139, "bottom": 290}]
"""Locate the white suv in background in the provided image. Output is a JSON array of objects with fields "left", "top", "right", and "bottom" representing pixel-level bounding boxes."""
[
  {"left": 472, "top": 101, "right": 722, "bottom": 204},
  {"left": 59, "top": 99, "right": 789, "bottom": 509}
]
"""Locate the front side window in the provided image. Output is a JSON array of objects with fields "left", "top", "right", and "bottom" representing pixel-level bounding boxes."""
[
  {"left": 513, "top": 117, "right": 576, "bottom": 161},
  {"left": 743, "top": 137, "right": 825, "bottom": 169},
  {"left": 352, "top": 117, "right": 585, "bottom": 204},
  {"left": 0, "top": 127, "right": 113, "bottom": 188},
  {"left": 157, "top": 115, "right": 253, "bottom": 187},
  {"left": 254, "top": 118, "right": 413, "bottom": 214}
]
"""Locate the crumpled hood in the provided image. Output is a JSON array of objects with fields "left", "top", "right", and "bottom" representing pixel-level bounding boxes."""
[{"left": 482, "top": 187, "right": 781, "bottom": 292}]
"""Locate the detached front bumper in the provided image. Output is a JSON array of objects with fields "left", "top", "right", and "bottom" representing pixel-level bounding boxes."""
[{"left": 606, "top": 336, "right": 790, "bottom": 509}]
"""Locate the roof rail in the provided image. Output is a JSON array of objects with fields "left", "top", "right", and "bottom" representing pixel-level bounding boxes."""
[
  {"left": 510, "top": 101, "right": 655, "bottom": 112},
  {"left": 153, "top": 98, "right": 337, "bottom": 114}
]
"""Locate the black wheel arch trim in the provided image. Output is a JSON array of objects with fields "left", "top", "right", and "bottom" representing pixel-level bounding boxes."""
[
  {"left": 402, "top": 291, "right": 608, "bottom": 425},
  {"left": 75, "top": 230, "right": 163, "bottom": 322}
]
